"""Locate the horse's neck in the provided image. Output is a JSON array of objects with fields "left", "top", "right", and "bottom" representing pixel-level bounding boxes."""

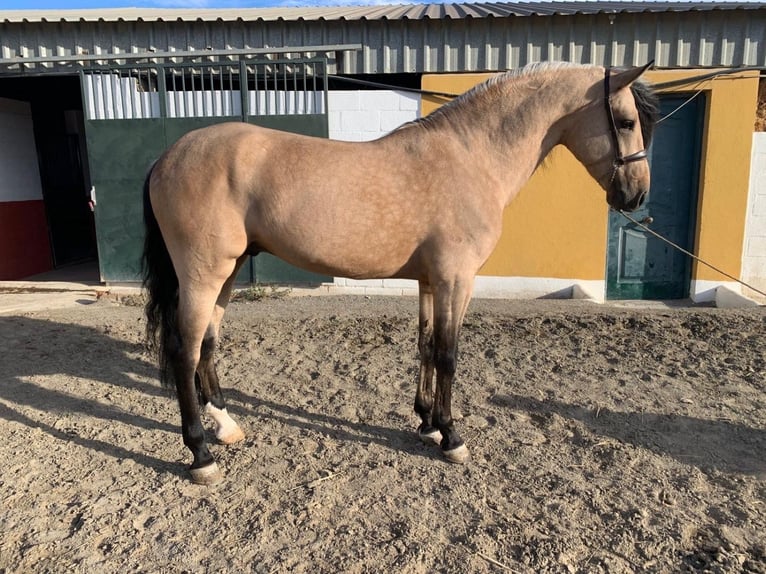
[
  {"left": 438, "top": 73, "right": 587, "bottom": 206},
  {"left": 490, "top": 77, "right": 582, "bottom": 202}
]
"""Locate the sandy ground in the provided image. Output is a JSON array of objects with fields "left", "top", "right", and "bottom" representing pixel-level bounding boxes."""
[{"left": 0, "top": 293, "right": 764, "bottom": 573}]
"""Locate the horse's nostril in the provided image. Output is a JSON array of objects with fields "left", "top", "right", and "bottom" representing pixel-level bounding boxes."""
[{"left": 632, "top": 190, "right": 648, "bottom": 210}]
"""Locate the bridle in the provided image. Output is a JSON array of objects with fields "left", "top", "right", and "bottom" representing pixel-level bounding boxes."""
[{"left": 604, "top": 67, "right": 648, "bottom": 184}]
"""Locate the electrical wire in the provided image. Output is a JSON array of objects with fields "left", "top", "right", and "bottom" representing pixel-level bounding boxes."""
[{"left": 328, "top": 66, "right": 766, "bottom": 101}]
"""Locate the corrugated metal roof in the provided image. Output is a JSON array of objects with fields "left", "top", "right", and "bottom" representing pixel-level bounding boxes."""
[
  {"left": 1, "top": 1, "right": 764, "bottom": 23},
  {"left": 0, "top": 1, "right": 764, "bottom": 74}
]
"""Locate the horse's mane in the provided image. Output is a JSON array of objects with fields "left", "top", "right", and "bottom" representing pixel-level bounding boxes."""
[
  {"left": 404, "top": 61, "right": 589, "bottom": 132},
  {"left": 630, "top": 79, "right": 659, "bottom": 147},
  {"left": 402, "top": 61, "right": 659, "bottom": 143}
]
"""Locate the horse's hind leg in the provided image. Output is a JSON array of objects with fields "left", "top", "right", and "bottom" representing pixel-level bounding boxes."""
[
  {"left": 173, "top": 269, "right": 237, "bottom": 485},
  {"left": 415, "top": 281, "right": 441, "bottom": 445},
  {"left": 196, "top": 255, "right": 248, "bottom": 445},
  {"left": 198, "top": 328, "right": 245, "bottom": 446}
]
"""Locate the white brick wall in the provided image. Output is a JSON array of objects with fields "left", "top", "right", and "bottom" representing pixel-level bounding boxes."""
[
  {"left": 328, "top": 90, "right": 420, "bottom": 142},
  {"left": 743, "top": 132, "right": 766, "bottom": 296}
]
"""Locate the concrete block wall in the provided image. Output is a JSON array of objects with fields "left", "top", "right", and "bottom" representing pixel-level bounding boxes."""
[
  {"left": 328, "top": 90, "right": 420, "bottom": 142},
  {"left": 743, "top": 132, "right": 766, "bottom": 299}
]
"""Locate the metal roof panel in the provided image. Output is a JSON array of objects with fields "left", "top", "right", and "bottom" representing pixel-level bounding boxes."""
[
  {"left": 2, "top": 2, "right": 764, "bottom": 24},
  {"left": 1, "top": 2, "right": 764, "bottom": 74}
]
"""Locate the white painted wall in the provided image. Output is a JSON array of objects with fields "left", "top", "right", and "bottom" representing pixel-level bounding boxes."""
[
  {"left": 0, "top": 97, "right": 44, "bottom": 202},
  {"left": 742, "top": 132, "right": 766, "bottom": 298}
]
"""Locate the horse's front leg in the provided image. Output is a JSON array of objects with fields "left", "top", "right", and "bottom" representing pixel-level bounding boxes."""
[
  {"left": 431, "top": 278, "right": 472, "bottom": 463},
  {"left": 415, "top": 282, "right": 441, "bottom": 445}
]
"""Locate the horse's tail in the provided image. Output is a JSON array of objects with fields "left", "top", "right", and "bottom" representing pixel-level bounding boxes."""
[{"left": 142, "top": 162, "right": 178, "bottom": 389}]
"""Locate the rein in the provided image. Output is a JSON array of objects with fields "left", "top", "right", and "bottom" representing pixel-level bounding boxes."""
[{"left": 604, "top": 67, "right": 648, "bottom": 183}]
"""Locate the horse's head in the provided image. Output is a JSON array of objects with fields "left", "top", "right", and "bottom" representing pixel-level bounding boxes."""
[{"left": 566, "top": 63, "right": 659, "bottom": 212}]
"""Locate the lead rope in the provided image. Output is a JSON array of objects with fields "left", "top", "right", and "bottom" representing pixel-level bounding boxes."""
[
  {"left": 617, "top": 209, "right": 766, "bottom": 299},
  {"left": 654, "top": 87, "right": 705, "bottom": 125}
]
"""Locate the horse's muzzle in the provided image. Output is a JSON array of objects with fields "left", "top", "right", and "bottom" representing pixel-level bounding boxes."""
[{"left": 609, "top": 186, "right": 648, "bottom": 212}]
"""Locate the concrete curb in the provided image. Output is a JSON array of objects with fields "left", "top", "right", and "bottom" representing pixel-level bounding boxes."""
[
  {"left": 0, "top": 282, "right": 143, "bottom": 314},
  {"left": 572, "top": 283, "right": 604, "bottom": 303},
  {"left": 715, "top": 286, "right": 761, "bottom": 309}
]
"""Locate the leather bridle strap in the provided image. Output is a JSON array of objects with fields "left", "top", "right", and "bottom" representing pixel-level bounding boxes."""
[{"left": 604, "top": 67, "right": 648, "bottom": 169}]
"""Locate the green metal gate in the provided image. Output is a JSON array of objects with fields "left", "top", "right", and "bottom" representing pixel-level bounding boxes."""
[
  {"left": 606, "top": 94, "right": 705, "bottom": 300},
  {"left": 81, "top": 58, "right": 330, "bottom": 284}
]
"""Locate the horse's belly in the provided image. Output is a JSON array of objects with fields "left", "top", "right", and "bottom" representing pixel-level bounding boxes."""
[
  {"left": 256, "top": 224, "right": 420, "bottom": 281},
  {"left": 245, "top": 170, "right": 430, "bottom": 280},
  {"left": 277, "top": 241, "right": 415, "bottom": 279}
]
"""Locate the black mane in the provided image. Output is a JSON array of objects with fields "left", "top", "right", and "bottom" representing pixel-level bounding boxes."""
[{"left": 630, "top": 80, "right": 660, "bottom": 147}]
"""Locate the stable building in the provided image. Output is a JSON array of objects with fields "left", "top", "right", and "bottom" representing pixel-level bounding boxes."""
[{"left": 0, "top": 1, "right": 764, "bottom": 302}]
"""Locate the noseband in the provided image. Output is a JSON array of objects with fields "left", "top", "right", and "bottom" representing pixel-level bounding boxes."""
[{"left": 604, "top": 67, "right": 647, "bottom": 184}]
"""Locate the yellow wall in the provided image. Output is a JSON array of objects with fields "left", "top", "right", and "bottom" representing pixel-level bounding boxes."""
[
  {"left": 654, "top": 70, "right": 760, "bottom": 282},
  {"left": 422, "top": 69, "right": 760, "bottom": 282}
]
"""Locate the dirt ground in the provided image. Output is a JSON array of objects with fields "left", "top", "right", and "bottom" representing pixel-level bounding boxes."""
[{"left": 0, "top": 293, "right": 764, "bottom": 573}]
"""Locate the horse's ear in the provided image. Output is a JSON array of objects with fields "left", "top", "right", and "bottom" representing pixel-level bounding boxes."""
[{"left": 608, "top": 61, "right": 654, "bottom": 92}]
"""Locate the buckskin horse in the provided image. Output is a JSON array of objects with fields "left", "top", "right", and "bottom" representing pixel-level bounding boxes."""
[{"left": 142, "top": 61, "right": 658, "bottom": 484}]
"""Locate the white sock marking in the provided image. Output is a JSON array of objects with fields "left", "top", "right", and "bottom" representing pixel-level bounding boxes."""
[{"left": 204, "top": 403, "right": 240, "bottom": 440}]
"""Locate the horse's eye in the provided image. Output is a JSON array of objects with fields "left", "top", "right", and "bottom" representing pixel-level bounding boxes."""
[{"left": 621, "top": 120, "right": 636, "bottom": 131}]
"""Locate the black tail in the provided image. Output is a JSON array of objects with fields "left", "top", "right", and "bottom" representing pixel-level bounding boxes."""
[{"left": 142, "top": 162, "right": 178, "bottom": 389}]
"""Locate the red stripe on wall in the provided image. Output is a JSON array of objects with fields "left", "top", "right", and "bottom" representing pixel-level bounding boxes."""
[{"left": 0, "top": 200, "right": 52, "bottom": 280}]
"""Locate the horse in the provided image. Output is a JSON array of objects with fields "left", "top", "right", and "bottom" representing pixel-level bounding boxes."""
[{"left": 142, "top": 61, "right": 658, "bottom": 485}]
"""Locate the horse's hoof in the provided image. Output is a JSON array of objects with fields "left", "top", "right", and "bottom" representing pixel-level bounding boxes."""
[
  {"left": 418, "top": 427, "right": 443, "bottom": 445},
  {"left": 443, "top": 444, "right": 470, "bottom": 464},
  {"left": 217, "top": 425, "right": 245, "bottom": 445},
  {"left": 189, "top": 462, "right": 223, "bottom": 485}
]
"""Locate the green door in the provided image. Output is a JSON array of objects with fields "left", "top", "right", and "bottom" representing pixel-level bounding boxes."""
[
  {"left": 82, "top": 61, "right": 330, "bottom": 285},
  {"left": 606, "top": 94, "right": 704, "bottom": 300},
  {"left": 85, "top": 118, "right": 167, "bottom": 281}
]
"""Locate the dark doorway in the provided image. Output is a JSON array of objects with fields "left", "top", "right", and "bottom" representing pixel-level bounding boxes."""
[{"left": 0, "top": 75, "right": 97, "bottom": 274}]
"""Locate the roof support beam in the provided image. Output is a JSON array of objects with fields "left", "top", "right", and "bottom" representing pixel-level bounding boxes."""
[{"left": 0, "top": 43, "right": 363, "bottom": 67}]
